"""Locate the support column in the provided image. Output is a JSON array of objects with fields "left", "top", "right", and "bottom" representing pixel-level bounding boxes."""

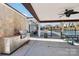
[
  {"left": 38, "top": 23, "right": 41, "bottom": 37},
  {"left": 60, "top": 22, "right": 64, "bottom": 39},
  {"left": 50, "top": 26, "right": 52, "bottom": 37}
]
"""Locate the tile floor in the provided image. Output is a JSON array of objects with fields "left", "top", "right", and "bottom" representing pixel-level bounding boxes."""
[{"left": 1, "top": 38, "right": 79, "bottom": 56}]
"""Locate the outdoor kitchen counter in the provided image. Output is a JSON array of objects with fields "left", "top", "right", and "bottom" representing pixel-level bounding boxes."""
[{"left": 0, "top": 34, "right": 30, "bottom": 54}]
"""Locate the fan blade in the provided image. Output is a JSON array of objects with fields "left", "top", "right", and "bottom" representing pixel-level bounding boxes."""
[
  {"left": 59, "top": 13, "right": 64, "bottom": 15},
  {"left": 59, "top": 13, "right": 65, "bottom": 17},
  {"left": 59, "top": 15, "right": 63, "bottom": 17}
]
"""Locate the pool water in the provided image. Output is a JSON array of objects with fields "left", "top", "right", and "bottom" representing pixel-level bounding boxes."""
[{"left": 63, "top": 31, "right": 79, "bottom": 35}]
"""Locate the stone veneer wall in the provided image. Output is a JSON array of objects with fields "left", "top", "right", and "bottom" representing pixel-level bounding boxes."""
[{"left": 0, "top": 4, "right": 29, "bottom": 37}]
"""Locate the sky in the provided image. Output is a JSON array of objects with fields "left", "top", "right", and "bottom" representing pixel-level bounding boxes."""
[
  {"left": 8, "top": 3, "right": 33, "bottom": 17},
  {"left": 40, "top": 22, "right": 78, "bottom": 27}
]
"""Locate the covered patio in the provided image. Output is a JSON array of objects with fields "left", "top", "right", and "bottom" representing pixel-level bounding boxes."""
[{"left": 1, "top": 3, "right": 79, "bottom": 56}]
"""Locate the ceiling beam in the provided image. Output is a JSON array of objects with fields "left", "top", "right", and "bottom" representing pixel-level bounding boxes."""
[
  {"left": 22, "top": 3, "right": 40, "bottom": 22},
  {"left": 40, "top": 19, "right": 79, "bottom": 23}
]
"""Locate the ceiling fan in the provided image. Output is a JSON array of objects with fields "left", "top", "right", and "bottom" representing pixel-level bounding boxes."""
[{"left": 59, "top": 9, "right": 79, "bottom": 17}]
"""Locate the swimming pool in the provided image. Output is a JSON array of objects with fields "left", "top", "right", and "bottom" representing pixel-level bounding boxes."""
[{"left": 62, "top": 30, "right": 79, "bottom": 35}]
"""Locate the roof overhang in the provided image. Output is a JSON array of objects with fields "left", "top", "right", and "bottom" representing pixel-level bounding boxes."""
[{"left": 22, "top": 3, "right": 79, "bottom": 23}]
